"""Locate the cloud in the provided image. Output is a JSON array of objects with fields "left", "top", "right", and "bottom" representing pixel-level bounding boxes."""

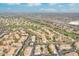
[
  {"left": 68, "top": 3, "right": 79, "bottom": 7},
  {"left": 7, "top": 3, "right": 21, "bottom": 5},
  {"left": 68, "top": 3, "right": 79, "bottom": 9},
  {"left": 49, "top": 3, "right": 65, "bottom": 7},
  {"left": 40, "top": 8, "right": 58, "bottom": 12},
  {"left": 7, "top": 7, "right": 11, "bottom": 10},
  {"left": 4, "top": 3, "right": 79, "bottom": 13},
  {"left": 66, "top": 3, "right": 79, "bottom": 12},
  {"left": 27, "top": 3, "right": 41, "bottom": 7},
  {"left": 48, "top": 3, "right": 79, "bottom": 12},
  {"left": 49, "top": 3, "right": 57, "bottom": 6}
]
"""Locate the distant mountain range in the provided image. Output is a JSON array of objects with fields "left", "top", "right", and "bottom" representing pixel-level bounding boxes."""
[{"left": 0, "top": 12, "right": 79, "bottom": 17}]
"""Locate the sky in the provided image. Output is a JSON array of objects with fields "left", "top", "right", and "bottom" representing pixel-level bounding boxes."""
[{"left": 0, "top": 3, "right": 79, "bottom": 13}]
